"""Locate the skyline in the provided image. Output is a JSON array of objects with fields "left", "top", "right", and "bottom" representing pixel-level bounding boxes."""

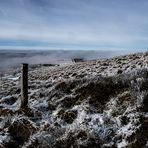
[{"left": 0, "top": 0, "right": 148, "bottom": 50}]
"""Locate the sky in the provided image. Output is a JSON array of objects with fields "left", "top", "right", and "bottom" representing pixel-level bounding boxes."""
[{"left": 0, "top": 0, "right": 148, "bottom": 50}]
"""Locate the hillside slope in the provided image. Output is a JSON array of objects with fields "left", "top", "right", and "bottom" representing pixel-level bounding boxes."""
[{"left": 0, "top": 52, "right": 148, "bottom": 148}]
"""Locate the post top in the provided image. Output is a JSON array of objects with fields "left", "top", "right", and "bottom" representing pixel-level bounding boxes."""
[{"left": 22, "top": 63, "right": 28, "bottom": 65}]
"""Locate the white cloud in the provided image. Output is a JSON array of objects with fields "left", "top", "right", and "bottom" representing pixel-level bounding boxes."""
[{"left": 0, "top": 0, "right": 148, "bottom": 49}]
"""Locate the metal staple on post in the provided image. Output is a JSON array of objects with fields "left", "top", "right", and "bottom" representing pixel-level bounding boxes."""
[{"left": 21, "top": 63, "right": 28, "bottom": 108}]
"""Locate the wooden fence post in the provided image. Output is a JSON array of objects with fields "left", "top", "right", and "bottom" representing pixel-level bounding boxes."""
[{"left": 21, "top": 63, "right": 28, "bottom": 108}]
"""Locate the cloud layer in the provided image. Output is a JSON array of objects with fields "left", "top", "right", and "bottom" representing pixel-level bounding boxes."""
[{"left": 0, "top": 0, "right": 148, "bottom": 50}]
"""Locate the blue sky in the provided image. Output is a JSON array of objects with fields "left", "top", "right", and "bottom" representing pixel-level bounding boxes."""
[{"left": 0, "top": 0, "right": 148, "bottom": 50}]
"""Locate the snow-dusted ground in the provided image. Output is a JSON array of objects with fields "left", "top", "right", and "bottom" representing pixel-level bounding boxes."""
[{"left": 0, "top": 52, "right": 148, "bottom": 148}]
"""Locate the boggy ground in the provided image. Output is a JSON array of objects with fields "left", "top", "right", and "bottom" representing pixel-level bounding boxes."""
[{"left": 0, "top": 52, "right": 148, "bottom": 148}]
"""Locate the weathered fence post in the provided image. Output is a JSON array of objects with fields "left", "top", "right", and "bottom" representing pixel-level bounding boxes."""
[{"left": 21, "top": 63, "right": 28, "bottom": 108}]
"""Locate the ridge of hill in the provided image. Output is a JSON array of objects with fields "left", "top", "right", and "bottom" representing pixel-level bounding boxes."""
[{"left": 0, "top": 52, "right": 148, "bottom": 147}]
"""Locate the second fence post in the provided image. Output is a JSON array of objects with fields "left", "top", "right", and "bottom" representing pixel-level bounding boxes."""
[{"left": 21, "top": 63, "right": 28, "bottom": 108}]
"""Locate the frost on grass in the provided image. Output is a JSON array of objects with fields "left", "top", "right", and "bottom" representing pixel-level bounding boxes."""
[{"left": 0, "top": 52, "right": 148, "bottom": 147}]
